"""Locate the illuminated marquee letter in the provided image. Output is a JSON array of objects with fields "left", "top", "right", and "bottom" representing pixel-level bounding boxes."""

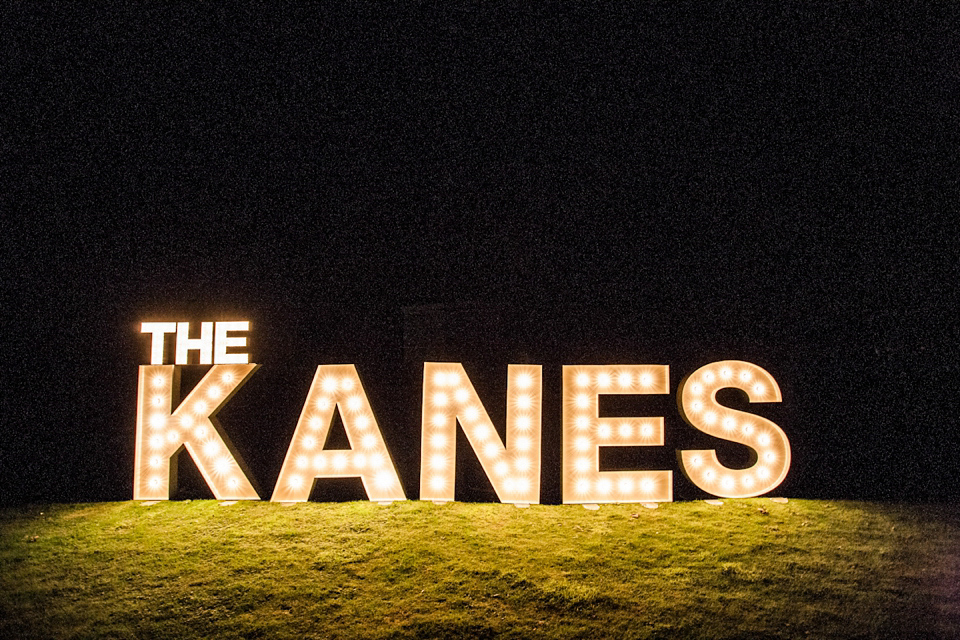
[
  {"left": 562, "top": 365, "right": 671, "bottom": 504},
  {"left": 678, "top": 360, "right": 790, "bottom": 498},
  {"left": 420, "top": 363, "right": 542, "bottom": 505},
  {"left": 176, "top": 322, "right": 213, "bottom": 365},
  {"left": 271, "top": 365, "right": 405, "bottom": 502},
  {"left": 134, "top": 364, "right": 260, "bottom": 500}
]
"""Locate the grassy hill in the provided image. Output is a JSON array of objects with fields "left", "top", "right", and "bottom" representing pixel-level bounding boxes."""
[{"left": 1, "top": 499, "right": 957, "bottom": 639}]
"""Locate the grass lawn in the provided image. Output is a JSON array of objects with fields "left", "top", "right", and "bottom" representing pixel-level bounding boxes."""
[{"left": 1, "top": 499, "right": 957, "bottom": 639}]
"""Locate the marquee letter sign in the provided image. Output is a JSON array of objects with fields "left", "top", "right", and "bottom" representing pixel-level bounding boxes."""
[
  {"left": 677, "top": 361, "right": 791, "bottom": 498},
  {"left": 133, "top": 363, "right": 260, "bottom": 500},
  {"left": 135, "top": 321, "right": 792, "bottom": 504},
  {"left": 562, "top": 365, "right": 672, "bottom": 504},
  {"left": 419, "top": 363, "right": 542, "bottom": 505},
  {"left": 271, "top": 365, "right": 405, "bottom": 503}
]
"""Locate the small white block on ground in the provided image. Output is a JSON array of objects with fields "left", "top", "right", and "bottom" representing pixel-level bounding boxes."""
[{"left": 583, "top": 504, "right": 600, "bottom": 510}]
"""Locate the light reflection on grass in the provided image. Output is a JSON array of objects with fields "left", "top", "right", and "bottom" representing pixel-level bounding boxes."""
[{"left": 1, "top": 499, "right": 957, "bottom": 638}]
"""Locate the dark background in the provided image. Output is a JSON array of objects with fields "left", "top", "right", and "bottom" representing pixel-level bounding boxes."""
[{"left": 2, "top": 3, "right": 957, "bottom": 506}]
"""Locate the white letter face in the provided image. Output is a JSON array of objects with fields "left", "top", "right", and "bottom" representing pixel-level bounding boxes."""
[
  {"left": 271, "top": 365, "right": 405, "bottom": 503},
  {"left": 134, "top": 364, "right": 260, "bottom": 500},
  {"left": 420, "top": 363, "right": 542, "bottom": 505},
  {"left": 563, "top": 365, "right": 672, "bottom": 504},
  {"left": 678, "top": 360, "right": 790, "bottom": 498}
]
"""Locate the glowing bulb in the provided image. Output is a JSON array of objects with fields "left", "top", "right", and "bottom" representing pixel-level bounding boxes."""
[
  {"left": 322, "top": 377, "right": 338, "bottom": 393},
  {"left": 574, "top": 457, "right": 591, "bottom": 472},
  {"left": 576, "top": 478, "right": 591, "bottom": 494},
  {"left": 447, "top": 373, "right": 461, "bottom": 386},
  {"left": 574, "top": 436, "right": 591, "bottom": 452},
  {"left": 308, "top": 416, "right": 323, "bottom": 430},
  {"left": 149, "top": 434, "right": 164, "bottom": 449},
  {"left": 302, "top": 436, "right": 316, "bottom": 450},
  {"left": 640, "top": 478, "right": 655, "bottom": 493},
  {"left": 149, "top": 456, "right": 162, "bottom": 468},
  {"left": 515, "top": 457, "right": 531, "bottom": 472},
  {"left": 431, "top": 412, "right": 446, "bottom": 428},
  {"left": 203, "top": 440, "right": 220, "bottom": 457},
  {"left": 619, "top": 422, "right": 633, "bottom": 438},
  {"left": 454, "top": 388, "right": 469, "bottom": 404},
  {"left": 722, "top": 417, "right": 736, "bottom": 431},
  {"left": 346, "top": 395, "right": 363, "bottom": 411},
  {"left": 515, "top": 415, "right": 532, "bottom": 431},
  {"left": 430, "top": 433, "right": 448, "bottom": 449},
  {"left": 597, "top": 424, "right": 612, "bottom": 439},
  {"left": 362, "top": 434, "right": 377, "bottom": 449},
  {"left": 148, "top": 414, "right": 166, "bottom": 429},
  {"left": 207, "top": 385, "right": 222, "bottom": 399},
  {"left": 596, "top": 372, "right": 612, "bottom": 388},
  {"left": 180, "top": 414, "right": 194, "bottom": 428},
  {"left": 354, "top": 414, "right": 370, "bottom": 429},
  {"left": 617, "top": 372, "right": 633, "bottom": 388},
  {"left": 148, "top": 477, "right": 162, "bottom": 489},
  {"left": 618, "top": 477, "right": 634, "bottom": 493},
  {"left": 720, "top": 367, "right": 732, "bottom": 380},
  {"left": 354, "top": 453, "right": 367, "bottom": 469},
  {"left": 484, "top": 442, "right": 501, "bottom": 459},
  {"left": 429, "top": 476, "right": 445, "bottom": 491},
  {"left": 720, "top": 476, "right": 735, "bottom": 490},
  {"left": 227, "top": 477, "right": 240, "bottom": 489},
  {"left": 575, "top": 415, "right": 590, "bottom": 430},
  {"left": 192, "top": 401, "right": 207, "bottom": 415},
  {"left": 690, "top": 383, "right": 703, "bottom": 395},
  {"left": 739, "top": 370, "right": 752, "bottom": 382},
  {"left": 576, "top": 372, "right": 590, "bottom": 387},
  {"left": 473, "top": 423, "right": 491, "bottom": 441},
  {"left": 214, "top": 457, "right": 231, "bottom": 475},
  {"left": 369, "top": 453, "right": 385, "bottom": 469},
  {"left": 575, "top": 394, "right": 590, "bottom": 409},
  {"left": 753, "top": 383, "right": 766, "bottom": 395},
  {"left": 757, "top": 433, "right": 771, "bottom": 447},
  {"left": 333, "top": 453, "right": 347, "bottom": 471},
  {"left": 756, "top": 466, "right": 770, "bottom": 479},
  {"left": 152, "top": 375, "right": 165, "bottom": 388},
  {"left": 515, "top": 436, "right": 532, "bottom": 452},
  {"left": 515, "top": 394, "right": 532, "bottom": 410},
  {"left": 690, "top": 400, "right": 703, "bottom": 413},
  {"left": 430, "top": 454, "right": 446, "bottom": 470},
  {"left": 433, "top": 371, "right": 448, "bottom": 386},
  {"left": 704, "top": 469, "right": 716, "bottom": 481},
  {"left": 640, "top": 423, "right": 654, "bottom": 437},
  {"left": 340, "top": 377, "right": 354, "bottom": 391},
  {"left": 295, "top": 455, "right": 308, "bottom": 469},
  {"left": 151, "top": 396, "right": 164, "bottom": 407},
  {"left": 432, "top": 392, "right": 448, "bottom": 407},
  {"left": 597, "top": 478, "right": 612, "bottom": 495},
  {"left": 503, "top": 477, "right": 516, "bottom": 492},
  {"left": 742, "top": 423, "right": 754, "bottom": 436},
  {"left": 166, "top": 430, "right": 179, "bottom": 443},
  {"left": 288, "top": 475, "right": 303, "bottom": 489},
  {"left": 639, "top": 372, "right": 653, "bottom": 387},
  {"left": 703, "top": 411, "right": 717, "bottom": 425},
  {"left": 194, "top": 425, "right": 208, "bottom": 439},
  {"left": 494, "top": 460, "right": 509, "bottom": 476},
  {"left": 312, "top": 454, "right": 326, "bottom": 470},
  {"left": 763, "top": 451, "right": 776, "bottom": 463},
  {"left": 702, "top": 371, "right": 715, "bottom": 384},
  {"left": 515, "top": 477, "right": 531, "bottom": 493},
  {"left": 374, "top": 470, "right": 393, "bottom": 489},
  {"left": 315, "top": 397, "right": 331, "bottom": 411},
  {"left": 464, "top": 405, "right": 479, "bottom": 422},
  {"left": 221, "top": 372, "right": 235, "bottom": 384},
  {"left": 690, "top": 455, "right": 703, "bottom": 467},
  {"left": 516, "top": 373, "right": 533, "bottom": 389},
  {"left": 742, "top": 475, "right": 755, "bottom": 488}
]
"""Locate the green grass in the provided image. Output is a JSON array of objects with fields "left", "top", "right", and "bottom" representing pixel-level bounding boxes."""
[{"left": 1, "top": 499, "right": 957, "bottom": 639}]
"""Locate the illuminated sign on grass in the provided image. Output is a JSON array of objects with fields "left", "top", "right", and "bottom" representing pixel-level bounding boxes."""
[{"left": 135, "top": 321, "right": 791, "bottom": 504}]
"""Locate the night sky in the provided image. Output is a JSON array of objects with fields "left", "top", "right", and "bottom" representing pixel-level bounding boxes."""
[{"left": 3, "top": 4, "right": 958, "bottom": 506}]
